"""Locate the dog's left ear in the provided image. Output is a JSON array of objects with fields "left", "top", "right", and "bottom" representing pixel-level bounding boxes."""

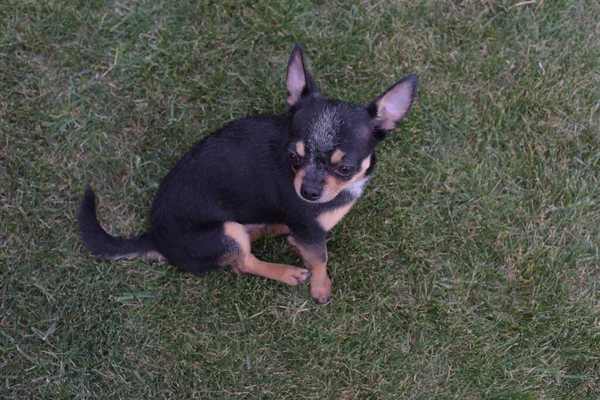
[
  {"left": 286, "top": 43, "right": 320, "bottom": 107},
  {"left": 367, "top": 74, "right": 418, "bottom": 136}
]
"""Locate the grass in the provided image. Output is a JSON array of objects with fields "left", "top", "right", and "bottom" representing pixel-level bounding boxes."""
[{"left": 1, "top": 0, "right": 599, "bottom": 398}]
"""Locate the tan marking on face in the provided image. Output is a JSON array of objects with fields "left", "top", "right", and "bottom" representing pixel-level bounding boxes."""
[
  {"left": 330, "top": 149, "right": 346, "bottom": 164},
  {"left": 358, "top": 154, "right": 372, "bottom": 175},
  {"left": 317, "top": 200, "right": 356, "bottom": 231},
  {"left": 320, "top": 154, "right": 372, "bottom": 202},
  {"left": 295, "top": 141, "right": 306, "bottom": 157},
  {"left": 293, "top": 168, "right": 306, "bottom": 198}
]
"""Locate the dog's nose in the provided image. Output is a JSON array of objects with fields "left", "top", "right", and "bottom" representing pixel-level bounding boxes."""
[{"left": 300, "top": 184, "right": 322, "bottom": 201}]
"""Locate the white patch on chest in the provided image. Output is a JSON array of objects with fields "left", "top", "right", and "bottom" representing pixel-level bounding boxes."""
[{"left": 344, "top": 177, "right": 370, "bottom": 198}]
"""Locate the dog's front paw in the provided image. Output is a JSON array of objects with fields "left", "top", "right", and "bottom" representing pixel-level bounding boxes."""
[
  {"left": 280, "top": 266, "right": 312, "bottom": 286},
  {"left": 267, "top": 224, "right": 291, "bottom": 236},
  {"left": 310, "top": 277, "right": 332, "bottom": 304}
]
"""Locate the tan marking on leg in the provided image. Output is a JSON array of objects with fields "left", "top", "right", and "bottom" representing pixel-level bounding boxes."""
[
  {"left": 288, "top": 236, "right": 331, "bottom": 304},
  {"left": 245, "top": 224, "right": 291, "bottom": 242},
  {"left": 295, "top": 141, "right": 305, "bottom": 158},
  {"left": 317, "top": 200, "right": 356, "bottom": 232},
  {"left": 330, "top": 148, "right": 346, "bottom": 164},
  {"left": 244, "top": 224, "right": 266, "bottom": 242},
  {"left": 223, "top": 222, "right": 252, "bottom": 274},
  {"left": 224, "top": 222, "right": 251, "bottom": 254},
  {"left": 222, "top": 222, "right": 310, "bottom": 285},
  {"left": 265, "top": 224, "right": 291, "bottom": 236}
]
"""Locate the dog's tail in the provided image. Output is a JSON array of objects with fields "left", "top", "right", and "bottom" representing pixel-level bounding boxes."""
[{"left": 78, "top": 186, "right": 160, "bottom": 260}]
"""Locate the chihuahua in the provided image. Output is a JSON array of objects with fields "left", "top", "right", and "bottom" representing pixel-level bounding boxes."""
[{"left": 79, "top": 44, "right": 417, "bottom": 304}]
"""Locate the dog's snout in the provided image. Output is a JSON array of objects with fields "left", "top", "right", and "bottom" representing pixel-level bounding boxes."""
[{"left": 300, "top": 183, "right": 322, "bottom": 201}]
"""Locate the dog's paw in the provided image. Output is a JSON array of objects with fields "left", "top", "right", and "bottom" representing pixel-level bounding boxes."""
[
  {"left": 310, "top": 277, "right": 332, "bottom": 304},
  {"left": 267, "top": 224, "right": 291, "bottom": 236},
  {"left": 280, "top": 266, "right": 312, "bottom": 286},
  {"left": 231, "top": 265, "right": 246, "bottom": 275}
]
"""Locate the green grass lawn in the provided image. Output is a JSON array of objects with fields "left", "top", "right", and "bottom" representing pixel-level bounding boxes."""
[{"left": 2, "top": 0, "right": 599, "bottom": 398}]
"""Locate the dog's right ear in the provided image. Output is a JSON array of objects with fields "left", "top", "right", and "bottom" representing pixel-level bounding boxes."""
[{"left": 286, "top": 43, "right": 320, "bottom": 107}]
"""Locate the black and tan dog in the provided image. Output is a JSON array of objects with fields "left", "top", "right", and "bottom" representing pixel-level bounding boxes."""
[{"left": 79, "top": 44, "right": 417, "bottom": 304}]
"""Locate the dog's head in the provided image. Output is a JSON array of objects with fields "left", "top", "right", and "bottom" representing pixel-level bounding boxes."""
[{"left": 284, "top": 44, "right": 418, "bottom": 203}]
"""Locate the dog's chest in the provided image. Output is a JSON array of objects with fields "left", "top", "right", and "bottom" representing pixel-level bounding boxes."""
[{"left": 343, "top": 177, "right": 370, "bottom": 199}]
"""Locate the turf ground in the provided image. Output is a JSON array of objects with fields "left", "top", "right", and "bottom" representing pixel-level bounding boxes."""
[{"left": 1, "top": 1, "right": 599, "bottom": 398}]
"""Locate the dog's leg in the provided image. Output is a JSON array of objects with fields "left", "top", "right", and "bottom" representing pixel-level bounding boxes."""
[
  {"left": 287, "top": 234, "right": 330, "bottom": 304},
  {"left": 222, "top": 222, "right": 310, "bottom": 285},
  {"left": 244, "top": 224, "right": 290, "bottom": 242}
]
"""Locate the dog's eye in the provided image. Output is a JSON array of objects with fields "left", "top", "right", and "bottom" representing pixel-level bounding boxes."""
[
  {"left": 337, "top": 165, "right": 355, "bottom": 175},
  {"left": 287, "top": 152, "right": 301, "bottom": 164}
]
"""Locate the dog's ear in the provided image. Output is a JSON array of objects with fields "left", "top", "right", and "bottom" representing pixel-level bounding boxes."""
[
  {"left": 367, "top": 74, "right": 418, "bottom": 136},
  {"left": 286, "top": 43, "right": 320, "bottom": 107}
]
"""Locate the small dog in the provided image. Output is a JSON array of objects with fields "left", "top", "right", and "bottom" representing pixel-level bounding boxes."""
[{"left": 79, "top": 44, "right": 417, "bottom": 303}]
